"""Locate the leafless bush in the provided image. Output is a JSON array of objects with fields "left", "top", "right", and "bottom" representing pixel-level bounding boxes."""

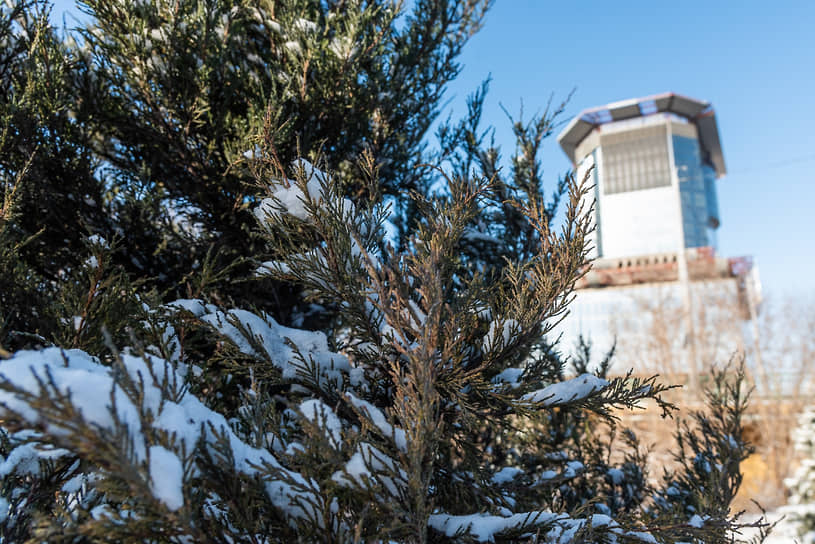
[{"left": 608, "top": 288, "right": 815, "bottom": 511}]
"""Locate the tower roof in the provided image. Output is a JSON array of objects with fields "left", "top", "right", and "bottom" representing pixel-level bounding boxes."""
[{"left": 557, "top": 92, "right": 726, "bottom": 177}]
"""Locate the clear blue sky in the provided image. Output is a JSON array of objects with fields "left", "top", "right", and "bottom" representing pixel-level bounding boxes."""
[
  {"left": 442, "top": 1, "right": 815, "bottom": 298},
  {"left": 50, "top": 0, "right": 814, "bottom": 297}
]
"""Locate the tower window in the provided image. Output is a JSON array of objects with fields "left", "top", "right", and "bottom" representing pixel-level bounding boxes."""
[{"left": 601, "top": 125, "right": 671, "bottom": 194}]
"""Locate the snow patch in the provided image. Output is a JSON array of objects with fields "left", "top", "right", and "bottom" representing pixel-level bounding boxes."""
[
  {"left": 0, "top": 347, "right": 322, "bottom": 523},
  {"left": 346, "top": 393, "right": 407, "bottom": 452},
  {"left": 522, "top": 374, "right": 609, "bottom": 405},
  {"left": 200, "top": 308, "right": 351, "bottom": 390},
  {"left": 492, "top": 466, "right": 523, "bottom": 484},
  {"left": 428, "top": 511, "right": 561, "bottom": 542},
  {"left": 482, "top": 319, "right": 520, "bottom": 353},
  {"left": 299, "top": 399, "right": 342, "bottom": 448},
  {"left": 149, "top": 445, "right": 184, "bottom": 511}
]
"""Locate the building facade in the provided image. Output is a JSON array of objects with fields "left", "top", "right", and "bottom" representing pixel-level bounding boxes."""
[
  {"left": 559, "top": 93, "right": 725, "bottom": 260},
  {"left": 556, "top": 93, "right": 759, "bottom": 374}
]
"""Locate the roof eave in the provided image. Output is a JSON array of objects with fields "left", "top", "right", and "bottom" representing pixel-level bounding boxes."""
[{"left": 557, "top": 93, "right": 726, "bottom": 177}]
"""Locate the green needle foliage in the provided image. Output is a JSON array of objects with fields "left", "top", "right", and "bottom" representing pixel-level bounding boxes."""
[
  {"left": 0, "top": 0, "right": 109, "bottom": 348},
  {"left": 73, "top": 0, "right": 490, "bottom": 313}
]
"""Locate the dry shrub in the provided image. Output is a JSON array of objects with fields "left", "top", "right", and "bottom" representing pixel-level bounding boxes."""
[{"left": 608, "top": 290, "right": 815, "bottom": 512}]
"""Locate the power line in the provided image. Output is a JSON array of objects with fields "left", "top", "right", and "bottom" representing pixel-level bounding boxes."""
[{"left": 730, "top": 152, "right": 815, "bottom": 174}]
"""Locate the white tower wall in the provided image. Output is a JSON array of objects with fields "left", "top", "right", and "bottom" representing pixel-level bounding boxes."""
[{"left": 599, "top": 186, "right": 681, "bottom": 258}]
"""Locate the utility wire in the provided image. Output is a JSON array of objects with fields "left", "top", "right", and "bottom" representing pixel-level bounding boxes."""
[{"left": 730, "top": 152, "right": 815, "bottom": 174}]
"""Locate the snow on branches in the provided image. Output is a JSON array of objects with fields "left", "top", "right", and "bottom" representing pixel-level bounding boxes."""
[{"left": 0, "top": 159, "right": 760, "bottom": 541}]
